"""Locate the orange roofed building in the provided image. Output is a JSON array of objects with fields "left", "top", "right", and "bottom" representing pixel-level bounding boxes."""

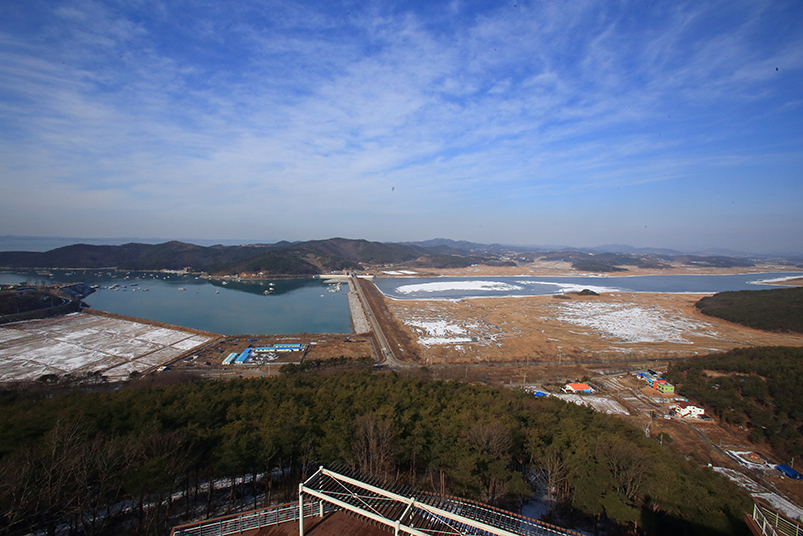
[{"left": 563, "top": 383, "right": 594, "bottom": 394}]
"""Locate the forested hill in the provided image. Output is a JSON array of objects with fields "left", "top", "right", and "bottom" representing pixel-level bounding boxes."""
[
  {"left": 695, "top": 287, "right": 803, "bottom": 333},
  {"left": 0, "top": 372, "right": 750, "bottom": 536},
  {"left": 0, "top": 238, "right": 513, "bottom": 275},
  {"left": 665, "top": 346, "right": 803, "bottom": 459}
]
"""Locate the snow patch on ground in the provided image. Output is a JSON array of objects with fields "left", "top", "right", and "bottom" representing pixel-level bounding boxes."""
[
  {"left": 726, "top": 450, "right": 776, "bottom": 471},
  {"left": 408, "top": 319, "right": 468, "bottom": 337},
  {"left": 396, "top": 280, "right": 523, "bottom": 294},
  {"left": 399, "top": 311, "right": 503, "bottom": 348},
  {"left": 712, "top": 468, "right": 766, "bottom": 493},
  {"left": 405, "top": 319, "right": 472, "bottom": 346},
  {"left": 553, "top": 394, "right": 630, "bottom": 415},
  {"left": 713, "top": 467, "right": 803, "bottom": 521},
  {"left": 552, "top": 301, "right": 717, "bottom": 343},
  {"left": 420, "top": 336, "right": 474, "bottom": 345},
  {"left": 753, "top": 493, "right": 803, "bottom": 522},
  {"left": 0, "top": 329, "right": 30, "bottom": 343}
]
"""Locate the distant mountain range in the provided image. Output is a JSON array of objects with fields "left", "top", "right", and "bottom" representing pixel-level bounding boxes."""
[
  {"left": 0, "top": 238, "right": 514, "bottom": 276},
  {"left": 1, "top": 237, "right": 799, "bottom": 276}
]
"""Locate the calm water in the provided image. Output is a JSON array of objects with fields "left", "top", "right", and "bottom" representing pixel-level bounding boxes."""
[
  {"left": 373, "top": 272, "right": 803, "bottom": 300},
  {"left": 0, "top": 270, "right": 352, "bottom": 335},
  {"left": 4, "top": 270, "right": 801, "bottom": 333}
]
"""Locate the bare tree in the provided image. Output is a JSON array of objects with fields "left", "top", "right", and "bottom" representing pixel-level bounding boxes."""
[
  {"left": 535, "top": 445, "right": 570, "bottom": 503},
  {"left": 600, "top": 439, "right": 650, "bottom": 501},
  {"left": 353, "top": 413, "right": 395, "bottom": 477},
  {"left": 0, "top": 417, "right": 86, "bottom": 536},
  {"left": 75, "top": 435, "right": 133, "bottom": 536},
  {"left": 465, "top": 420, "right": 514, "bottom": 502},
  {"left": 465, "top": 421, "right": 512, "bottom": 458}
]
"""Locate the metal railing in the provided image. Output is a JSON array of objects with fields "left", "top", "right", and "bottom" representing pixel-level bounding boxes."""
[
  {"left": 172, "top": 466, "right": 579, "bottom": 536},
  {"left": 752, "top": 502, "right": 803, "bottom": 536},
  {"left": 301, "top": 466, "right": 580, "bottom": 536},
  {"left": 171, "top": 500, "right": 335, "bottom": 536}
]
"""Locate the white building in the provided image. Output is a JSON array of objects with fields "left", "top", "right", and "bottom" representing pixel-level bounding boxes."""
[{"left": 674, "top": 402, "right": 705, "bottom": 418}]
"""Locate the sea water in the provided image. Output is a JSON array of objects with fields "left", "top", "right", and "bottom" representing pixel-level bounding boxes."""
[
  {"left": 0, "top": 270, "right": 352, "bottom": 335},
  {"left": 3, "top": 270, "right": 801, "bottom": 334}
]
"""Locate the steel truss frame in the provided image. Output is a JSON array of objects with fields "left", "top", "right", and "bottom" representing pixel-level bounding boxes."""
[{"left": 298, "top": 466, "right": 578, "bottom": 536}]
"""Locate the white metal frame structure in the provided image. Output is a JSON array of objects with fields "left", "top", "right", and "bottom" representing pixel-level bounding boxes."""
[
  {"left": 298, "top": 466, "right": 580, "bottom": 536},
  {"left": 171, "top": 501, "right": 335, "bottom": 536},
  {"left": 749, "top": 501, "right": 802, "bottom": 536}
]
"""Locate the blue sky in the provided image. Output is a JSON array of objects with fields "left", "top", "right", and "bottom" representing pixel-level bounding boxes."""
[{"left": 1, "top": 0, "right": 801, "bottom": 253}]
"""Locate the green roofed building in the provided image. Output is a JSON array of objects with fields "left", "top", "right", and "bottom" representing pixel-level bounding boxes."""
[{"left": 656, "top": 382, "right": 675, "bottom": 394}]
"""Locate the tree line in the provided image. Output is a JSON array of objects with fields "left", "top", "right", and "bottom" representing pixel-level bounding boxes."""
[
  {"left": 0, "top": 371, "right": 751, "bottom": 536},
  {"left": 665, "top": 346, "right": 803, "bottom": 459},
  {"left": 695, "top": 287, "right": 803, "bottom": 333}
]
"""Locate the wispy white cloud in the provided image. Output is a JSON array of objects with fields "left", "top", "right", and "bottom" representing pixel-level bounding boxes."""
[{"left": 0, "top": 0, "right": 801, "bottom": 251}]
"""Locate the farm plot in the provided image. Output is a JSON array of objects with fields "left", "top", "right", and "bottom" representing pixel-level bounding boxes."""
[{"left": 0, "top": 313, "right": 213, "bottom": 382}]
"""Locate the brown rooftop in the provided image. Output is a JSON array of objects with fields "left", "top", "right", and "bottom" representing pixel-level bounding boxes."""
[{"left": 244, "top": 511, "right": 389, "bottom": 536}]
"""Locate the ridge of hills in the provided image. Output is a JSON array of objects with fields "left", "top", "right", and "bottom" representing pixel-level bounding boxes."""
[
  {"left": 0, "top": 238, "right": 512, "bottom": 276},
  {"left": 0, "top": 236, "right": 790, "bottom": 276}
]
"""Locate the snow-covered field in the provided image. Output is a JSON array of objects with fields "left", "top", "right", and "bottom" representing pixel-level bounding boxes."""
[
  {"left": 0, "top": 313, "right": 212, "bottom": 382},
  {"left": 551, "top": 301, "right": 718, "bottom": 343},
  {"left": 398, "top": 309, "right": 503, "bottom": 348},
  {"left": 403, "top": 318, "right": 476, "bottom": 346},
  {"left": 396, "top": 280, "right": 523, "bottom": 294},
  {"left": 553, "top": 394, "right": 630, "bottom": 415}
]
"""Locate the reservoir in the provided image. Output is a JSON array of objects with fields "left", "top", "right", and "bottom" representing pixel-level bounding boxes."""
[
  {"left": 0, "top": 271, "right": 352, "bottom": 335},
  {"left": 373, "top": 272, "right": 803, "bottom": 300},
  {"left": 2, "top": 270, "right": 801, "bottom": 334}
]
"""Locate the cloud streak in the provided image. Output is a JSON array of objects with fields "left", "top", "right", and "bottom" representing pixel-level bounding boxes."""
[{"left": 0, "top": 0, "right": 801, "bottom": 252}]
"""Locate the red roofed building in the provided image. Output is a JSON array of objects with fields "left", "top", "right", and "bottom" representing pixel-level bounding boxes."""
[{"left": 563, "top": 383, "right": 594, "bottom": 394}]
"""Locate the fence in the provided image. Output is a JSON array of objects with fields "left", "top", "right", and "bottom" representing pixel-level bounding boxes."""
[
  {"left": 170, "top": 500, "right": 335, "bottom": 536},
  {"left": 751, "top": 501, "right": 803, "bottom": 536}
]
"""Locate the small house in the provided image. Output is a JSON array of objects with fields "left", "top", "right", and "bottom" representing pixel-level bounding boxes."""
[
  {"left": 655, "top": 382, "right": 675, "bottom": 394},
  {"left": 775, "top": 464, "right": 803, "bottom": 480},
  {"left": 647, "top": 377, "right": 675, "bottom": 394},
  {"left": 674, "top": 402, "right": 705, "bottom": 418},
  {"left": 563, "top": 383, "right": 594, "bottom": 394}
]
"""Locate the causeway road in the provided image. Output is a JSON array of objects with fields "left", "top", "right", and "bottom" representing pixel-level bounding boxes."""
[{"left": 349, "top": 274, "right": 407, "bottom": 368}]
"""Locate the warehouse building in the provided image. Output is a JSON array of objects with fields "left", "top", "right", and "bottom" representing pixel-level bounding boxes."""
[{"left": 255, "top": 344, "right": 305, "bottom": 353}]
